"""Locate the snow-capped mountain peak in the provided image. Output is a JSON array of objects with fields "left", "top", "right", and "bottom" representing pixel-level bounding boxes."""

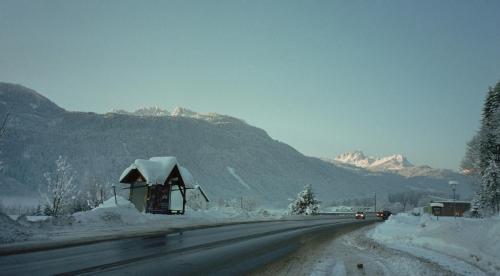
[
  {"left": 170, "top": 107, "right": 199, "bottom": 118},
  {"left": 334, "top": 151, "right": 375, "bottom": 168},
  {"left": 170, "top": 107, "right": 246, "bottom": 124},
  {"left": 110, "top": 106, "right": 169, "bottom": 117},
  {"left": 335, "top": 151, "right": 413, "bottom": 171},
  {"left": 370, "top": 154, "right": 413, "bottom": 171},
  {"left": 110, "top": 106, "right": 245, "bottom": 124}
]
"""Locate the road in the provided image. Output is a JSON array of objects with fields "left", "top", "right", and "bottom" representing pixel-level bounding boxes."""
[
  {"left": 0, "top": 215, "right": 377, "bottom": 275},
  {"left": 255, "top": 224, "right": 461, "bottom": 276}
]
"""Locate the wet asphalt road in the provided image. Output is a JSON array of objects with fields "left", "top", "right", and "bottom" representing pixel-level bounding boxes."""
[{"left": 0, "top": 215, "right": 377, "bottom": 276}]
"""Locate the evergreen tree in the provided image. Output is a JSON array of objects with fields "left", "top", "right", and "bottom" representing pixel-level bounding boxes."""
[
  {"left": 288, "top": 184, "right": 321, "bottom": 215},
  {"left": 464, "top": 80, "right": 500, "bottom": 216},
  {"left": 479, "top": 86, "right": 499, "bottom": 172},
  {"left": 480, "top": 160, "right": 499, "bottom": 215},
  {"left": 461, "top": 133, "right": 481, "bottom": 175}
]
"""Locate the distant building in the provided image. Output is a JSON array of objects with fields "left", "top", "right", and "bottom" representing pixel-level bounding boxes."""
[
  {"left": 119, "top": 157, "right": 208, "bottom": 214},
  {"left": 425, "top": 200, "right": 471, "bottom": 217}
]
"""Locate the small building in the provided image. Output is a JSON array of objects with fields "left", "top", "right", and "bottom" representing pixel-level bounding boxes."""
[
  {"left": 425, "top": 200, "right": 471, "bottom": 217},
  {"left": 178, "top": 166, "right": 210, "bottom": 210},
  {"left": 187, "top": 184, "right": 210, "bottom": 210},
  {"left": 119, "top": 157, "right": 208, "bottom": 214}
]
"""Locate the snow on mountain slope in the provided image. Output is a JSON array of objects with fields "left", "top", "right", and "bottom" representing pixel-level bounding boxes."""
[
  {"left": 171, "top": 106, "right": 245, "bottom": 124},
  {"left": 110, "top": 106, "right": 245, "bottom": 125},
  {"left": 227, "top": 167, "right": 251, "bottom": 190}
]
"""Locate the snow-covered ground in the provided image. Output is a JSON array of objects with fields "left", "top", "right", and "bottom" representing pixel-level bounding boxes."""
[
  {"left": 3, "top": 196, "right": 499, "bottom": 276},
  {"left": 371, "top": 213, "right": 500, "bottom": 275},
  {"left": 0, "top": 196, "right": 286, "bottom": 247},
  {"left": 258, "top": 213, "right": 499, "bottom": 276}
]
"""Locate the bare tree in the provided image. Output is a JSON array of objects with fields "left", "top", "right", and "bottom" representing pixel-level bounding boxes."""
[
  {"left": 41, "top": 156, "right": 77, "bottom": 217},
  {"left": 85, "top": 177, "right": 107, "bottom": 209}
]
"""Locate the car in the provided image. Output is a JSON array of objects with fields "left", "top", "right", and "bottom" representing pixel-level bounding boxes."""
[
  {"left": 355, "top": 211, "right": 365, "bottom": 219},
  {"left": 381, "top": 210, "right": 392, "bottom": 220}
]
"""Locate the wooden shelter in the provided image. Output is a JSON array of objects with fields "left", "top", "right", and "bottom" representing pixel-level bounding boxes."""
[
  {"left": 425, "top": 200, "right": 471, "bottom": 217},
  {"left": 119, "top": 157, "right": 201, "bottom": 214}
]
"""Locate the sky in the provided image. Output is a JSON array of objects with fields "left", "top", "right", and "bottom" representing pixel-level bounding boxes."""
[{"left": 1, "top": 0, "right": 499, "bottom": 170}]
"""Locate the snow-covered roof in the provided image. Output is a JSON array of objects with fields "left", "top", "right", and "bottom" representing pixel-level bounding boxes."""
[
  {"left": 119, "top": 157, "right": 194, "bottom": 188},
  {"left": 179, "top": 166, "right": 195, "bottom": 188}
]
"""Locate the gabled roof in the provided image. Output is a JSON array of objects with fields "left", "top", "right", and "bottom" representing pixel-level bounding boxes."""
[
  {"left": 119, "top": 157, "right": 194, "bottom": 188},
  {"left": 179, "top": 166, "right": 195, "bottom": 188}
]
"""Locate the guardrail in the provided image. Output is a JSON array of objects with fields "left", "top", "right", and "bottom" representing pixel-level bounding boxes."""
[{"left": 319, "top": 212, "right": 380, "bottom": 217}]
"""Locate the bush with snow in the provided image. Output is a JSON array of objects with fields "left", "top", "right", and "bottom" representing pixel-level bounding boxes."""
[
  {"left": 0, "top": 212, "right": 32, "bottom": 244},
  {"left": 288, "top": 184, "right": 320, "bottom": 215}
]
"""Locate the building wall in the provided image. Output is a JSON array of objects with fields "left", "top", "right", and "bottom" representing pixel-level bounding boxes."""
[
  {"left": 129, "top": 184, "right": 148, "bottom": 212},
  {"left": 186, "top": 190, "right": 208, "bottom": 210},
  {"left": 426, "top": 202, "right": 471, "bottom": 217}
]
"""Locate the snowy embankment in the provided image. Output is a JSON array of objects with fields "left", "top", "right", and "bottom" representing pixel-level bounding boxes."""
[
  {"left": 370, "top": 213, "right": 500, "bottom": 275},
  {"left": 0, "top": 196, "right": 286, "bottom": 248}
]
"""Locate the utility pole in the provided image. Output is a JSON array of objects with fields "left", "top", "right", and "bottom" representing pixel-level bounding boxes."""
[
  {"left": 374, "top": 192, "right": 377, "bottom": 212},
  {"left": 112, "top": 183, "right": 117, "bottom": 205},
  {"left": 449, "top": 181, "right": 458, "bottom": 218}
]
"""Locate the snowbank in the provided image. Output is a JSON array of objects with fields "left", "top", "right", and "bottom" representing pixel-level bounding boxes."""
[
  {"left": 72, "top": 196, "right": 285, "bottom": 227},
  {"left": 0, "top": 212, "right": 32, "bottom": 244},
  {"left": 95, "top": 195, "right": 135, "bottom": 209},
  {"left": 371, "top": 213, "right": 500, "bottom": 275},
  {"left": 0, "top": 197, "right": 287, "bottom": 246},
  {"left": 73, "top": 196, "right": 150, "bottom": 225}
]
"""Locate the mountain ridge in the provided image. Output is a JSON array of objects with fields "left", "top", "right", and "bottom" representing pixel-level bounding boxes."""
[
  {"left": 0, "top": 83, "right": 474, "bottom": 206},
  {"left": 333, "top": 150, "right": 459, "bottom": 178}
]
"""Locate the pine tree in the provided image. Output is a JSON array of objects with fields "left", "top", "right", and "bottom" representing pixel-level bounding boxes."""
[
  {"left": 480, "top": 160, "right": 499, "bottom": 215},
  {"left": 462, "top": 84, "right": 499, "bottom": 175},
  {"left": 463, "top": 80, "right": 500, "bottom": 216},
  {"left": 288, "top": 184, "right": 321, "bottom": 215},
  {"left": 461, "top": 133, "right": 481, "bottom": 175},
  {"left": 469, "top": 194, "right": 481, "bottom": 218},
  {"left": 479, "top": 86, "right": 499, "bottom": 172}
]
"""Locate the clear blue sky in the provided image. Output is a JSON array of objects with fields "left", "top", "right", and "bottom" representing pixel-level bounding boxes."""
[{"left": 1, "top": 0, "right": 499, "bottom": 170}]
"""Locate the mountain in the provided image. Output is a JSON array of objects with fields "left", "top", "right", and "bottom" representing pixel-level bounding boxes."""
[
  {"left": 333, "top": 150, "right": 461, "bottom": 179},
  {"left": 335, "top": 151, "right": 413, "bottom": 171},
  {"left": 334, "top": 151, "right": 378, "bottom": 169},
  {"left": 0, "top": 83, "right": 474, "bottom": 207}
]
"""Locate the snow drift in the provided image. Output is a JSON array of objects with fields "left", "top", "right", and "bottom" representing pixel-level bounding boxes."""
[{"left": 371, "top": 213, "right": 500, "bottom": 275}]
